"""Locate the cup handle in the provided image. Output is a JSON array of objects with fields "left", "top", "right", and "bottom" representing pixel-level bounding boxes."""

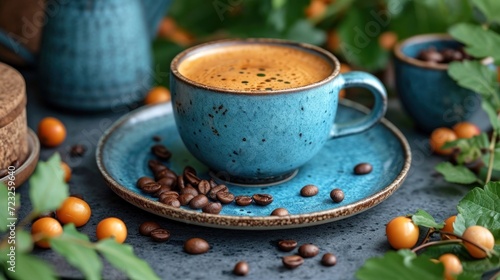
[
  {"left": 0, "top": 28, "right": 36, "bottom": 64},
  {"left": 330, "top": 71, "right": 387, "bottom": 138}
]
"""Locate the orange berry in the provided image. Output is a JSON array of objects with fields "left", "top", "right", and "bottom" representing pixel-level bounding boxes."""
[
  {"left": 31, "top": 217, "right": 63, "bottom": 248},
  {"left": 96, "top": 217, "right": 127, "bottom": 243},
  {"left": 157, "top": 17, "right": 176, "bottom": 38},
  {"left": 378, "top": 32, "right": 398, "bottom": 50},
  {"left": 452, "top": 122, "right": 480, "bottom": 139},
  {"left": 305, "top": 0, "right": 327, "bottom": 18},
  {"left": 60, "top": 162, "right": 71, "bottom": 183},
  {"left": 385, "top": 216, "right": 420, "bottom": 249},
  {"left": 326, "top": 30, "right": 341, "bottom": 53},
  {"left": 430, "top": 127, "right": 457, "bottom": 155},
  {"left": 37, "top": 117, "right": 66, "bottom": 147},
  {"left": 144, "top": 86, "right": 171, "bottom": 105},
  {"left": 438, "top": 254, "right": 463, "bottom": 280},
  {"left": 462, "top": 225, "right": 495, "bottom": 259},
  {"left": 56, "top": 197, "right": 91, "bottom": 227},
  {"left": 441, "top": 215, "right": 457, "bottom": 240}
]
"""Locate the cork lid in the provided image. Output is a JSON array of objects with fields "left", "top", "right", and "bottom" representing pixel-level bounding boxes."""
[{"left": 0, "top": 62, "right": 26, "bottom": 128}]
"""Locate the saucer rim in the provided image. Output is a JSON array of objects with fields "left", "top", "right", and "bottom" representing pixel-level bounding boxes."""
[{"left": 96, "top": 99, "right": 411, "bottom": 230}]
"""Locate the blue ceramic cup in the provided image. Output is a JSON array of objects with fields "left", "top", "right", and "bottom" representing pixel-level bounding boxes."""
[
  {"left": 170, "top": 39, "right": 387, "bottom": 186},
  {"left": 394, "top": 34, "right": 491, "bottom": 133}
]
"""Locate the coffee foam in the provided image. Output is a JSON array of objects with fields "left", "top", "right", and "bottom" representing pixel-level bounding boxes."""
[{"left": 178, "top": 44, "right": 333, "bottom": 92}]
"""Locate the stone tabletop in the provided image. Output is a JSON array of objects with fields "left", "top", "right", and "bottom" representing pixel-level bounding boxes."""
[{"left": 17, "top": 70, "right": 468, "bottom": 280}]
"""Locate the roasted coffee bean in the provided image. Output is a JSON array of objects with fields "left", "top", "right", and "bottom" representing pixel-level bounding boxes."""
[
  {"left": 271, "top": 208, "right": 289, "bottom": 216},
  {"left": 183, "top": 165, "right": 197, "bottom": 176},
  {"left": 216, "top": 192, "right": 234, "bottom": 204},
  {"left": 151, "top": 144, "right": 172, "bottom": 160},
  {"left": 0, "top": 169, "right": 7, "bottom": 178},
  {"left": 184, "top": 172, "right": 200, "bottom": 186},
  {"left": 189, "top": 194, "right": 209, "bottom": 209},
  {"left": 298, "top": 244, "right": 319, "bottom": 258},
  {"left": 150, "top": 228, "right": 171, "bottom": 242},
  {"left": 141, "top": 182, "right": 162, "bottom": 194},
  {"left": 252, "top": 194, "right": 273, "bottom": 206},
  {"left": 197, "top": 180, "right": 211, "bottom": 194},
  {"left": 154, "top": 185, "right": 173, "bottom": 197},
  {"left": 151, "top": 163, "right": 168, "bottom": 175},
  {"left": 136, "top": 176, "right": 155, "bottom": 188},
  {"left": 330, "top": 188, "right": 344, "bottom": 203},
  {"left": 162, "top": 197, "right": 181, "bottom": 208},
  {"left": 354, "top": 163, "right": 372, "bottom": 175},
  {"left": 278, "top": 240, "right": 297, "bottom": 252},
  {"left": 179, "top": 193, "right": 195, "bottom": 206},
  {"left": 157, "top": 177, "right": 176, "bottom": 189},
  {"left": 282, "top": 255, "right": 304, "bottom": 269},
  {"left": 139, "top": 221, "right": 161, "bottom": 236},
  {"left": 202, "top": 202, "right": 222, "bottom": 214},
  {"left": 442, "top": 48, "right": 463, "bottom": 63},
  {"left": 152, "top": 135, "right": 162, "bottom": 142},
  {"left": 209, "top": 179, "right": 218, "bottom": 188},
  {"left": 180, "top": 185, "right": 199, "bottom": 196},
  {"left": 321, "top": 253, "right": 337, "bottom": 266},
  {"left": 155, "top": 168, "right": 177, "bottom": 181},
  {"left": 184, "top": 238, "right": 210, "bottom": 254},
  {"left": 159, "top": 191, "right": 179, "bottom": 201},
  {"left": 417, "top": 47, "right": 444, "bottom": 63},
  {"left": 208, "top": 184, "right": 228, "bottom": 200},
  {"left": 300, "top": 185, "right": 319, "bottom": 197},
  {"left": 148, "top": 159, "right": 163, "bottom": 169},
  {"left": 235, "top": 195, "right": 252, "bottom": 206},
  {"left": 70, "top": 144, "right": 86, "bottom": 157},
  {"left": 233, "top": 261, "right": 249, "bottom": 276},
  {"left": 177, "top": 175, "right": 186, "bottom": 189}
]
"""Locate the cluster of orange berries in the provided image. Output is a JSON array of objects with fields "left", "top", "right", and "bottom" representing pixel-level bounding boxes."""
[
  {"left": 386, "top": 216, "right": 495, "bottom": 280},
  {"left": 430, "top": 122, "right": 481, "bottom": 155}
]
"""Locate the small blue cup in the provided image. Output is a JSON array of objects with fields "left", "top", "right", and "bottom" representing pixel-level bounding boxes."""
[
  {"left": 394, "top": 34, "right": 491, "bottom": 133},
  {"left": 170, "top": 39, "right": 387, "bottom": 186}
]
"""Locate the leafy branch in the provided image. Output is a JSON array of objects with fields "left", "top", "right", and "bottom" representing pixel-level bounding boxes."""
[{"left": 0, "top": 154, "right": 160, "bottom": 280}]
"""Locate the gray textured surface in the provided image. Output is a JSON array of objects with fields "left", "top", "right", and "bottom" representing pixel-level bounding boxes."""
[{"left": 18, "top": 70, "right": 469, "bottom": 280}]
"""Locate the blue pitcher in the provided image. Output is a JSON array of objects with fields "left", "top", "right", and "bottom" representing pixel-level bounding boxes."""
[{"left": 0, "top": 0, "right": 171, "bottom": 112}]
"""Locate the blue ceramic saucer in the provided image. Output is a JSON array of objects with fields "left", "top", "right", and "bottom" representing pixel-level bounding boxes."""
[{"left": 96, "top": 99, "right": 411, "bottom": 230}]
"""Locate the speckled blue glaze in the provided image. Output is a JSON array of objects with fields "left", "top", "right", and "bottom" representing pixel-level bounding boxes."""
[
  {"left": 0, "top": 0, "right": 171, "bottom": 111},
  {"left": 170, "top": 39, "right": 387, "bottom": 184},
  {"left": 394, "top": 34, "right": 491, "bottom": 133},
  {"left": 100, "top": 101, "right": 406, "bottom": 217}
]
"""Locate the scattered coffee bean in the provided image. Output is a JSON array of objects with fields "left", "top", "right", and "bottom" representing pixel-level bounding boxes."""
[
  {"left": 209, "top": 179, "right": 218, "bottom": 188},
  {"left": 354, "top": 163, "right": 372, "bottom": 175},
  {"left": 151, "top": 144, "right": 172, "bottom": 160},
  {"left": 183, "top": 165, "right": 197, "bottom": 176},
  {"left": 149, "top": 160, "right": 168, "bottom": 174},
  {"left": 157, "top": 177, "right": 176, "bottom": 189},
  {"left": 417, "top": 47, "right": 444, "bottom": 63},
  {"left": 136, "top": 176, "right": 155, "bottom": 188},
  {"left": 155, "top": 168, "right": 177, "bottom": 181},
  {"left": 235, "top": 195, "right": 252, "bottom": 206},
  {"left": 216, "top": 192, "right": 235, "bottom": 204},
  {"left": 233, "top": 261, "right": 249, "bottom": 276},
  {"left": 70, "top": 144, "right": 86, "bottom": 157},
  {"left": 180, "top": 185, "right": 199, "bottom": 196},
  {"left": 152, "top": 135, "right": 162, "bottom": 142},
  {"left": 271, "top": 208, "right": 289, "bottom": 216},
  {"left": 298, "top": 244, "right": 319, "bottom": 258},
  {"left": 253, "top": 194, "right": 273, "bottom": 206},
  {"left": 300, "top": 184, "right": 319, "bottom": 197},
  {"left": 139, "top": 221, "right": 161, "bottom": 236},
  {"left": 202, "top": 202, "right": 222, "bottom": 214},
  {"left": 282, "top": 255, "right": 304, "bottom": 269},
  {"left": 177, "top": 175, "right": 186, "bottom": 189},
  {"left": 162, "top": 197, "right": 181, "bottom": 208},
  {"left": 417, "top": 46, "right": 471, "bottom": 64},
  {"left": 150, "top": 228, "right": 171, "bottom": 242},
  {"left": 159, "top": 191, "right": 179, "bottom": 201},
  {"left": 184, "top": 238, "right": 210, "bottom": 254},
  {"left": 321, "top": 253, "right": 337, "bottom": 266},
  {"left": 140, "top": 182, "right": 162, "bottom": 194},
  {"left": 154, "top": 185, "right": 173, "bottom": 197},
  {"left": 330, "top": 188, "right": 344, "bottom": 203},
  {"left": 197, "top": 180, "right": 211, "bottom": 194},
  {"left": 179, "top": 193, "right": 195, "bottom": 206},
  {"left": 70, "top": 193, "right": 84, "bottom": 200},
  {"left": 189, "top": 194, "right": 209, "bottom": 209},
  {"left": 278, "top": 240, "right": 297, "bottom": 252},
  {"left": 208, "top": 184, "right": 228, "bottom": 200}
]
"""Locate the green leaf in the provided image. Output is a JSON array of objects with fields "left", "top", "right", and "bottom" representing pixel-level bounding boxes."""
[
  {"left": 96, "top": 239, "right": 159, "bottom": 280},
  {"left": 435, "top": 162, "right": 479, "bottom": 185},
  {"left": 482, "top": 147, "right": 500, "bottom": 171},
  {"left": 471, "top": 0, "right": 500, "bottom": 24},
  {"left": 271, "top": 0, "right": 286, "bottom": 9},
  {"left": 454, "top": 182, "right": 500, "bottom": 238},
  {"left": 412, "top": 209, "right": 444, "bottom": 229},
  {"left": 50, "top": 224, "right": 102, "bottom": 280},
  {"left": 29, "top": 153, "right": 69, "bottom": 214},
  {"left": 356, "top": 250, "right": 443, "bottom": 280},
  {"left": 448, "top": 61, "right": 498, "bottom": 99},
  {"left": 461, "top": 245, "right": 500, "bottom": 276},
  {"left": 481, "top": 101, "right": 500, "bottom": 131},
  {"left": 16, "top": 230, "right": 33, "bottom": 253},
  {"left": 449, "top": 23, "right": 500, "bottom": 63},
  {"left": 5, "top": 253, "right": 56, "bottom": 280},
  {"left": 442, "top": 133, "right": 489, "bottom": 165},
  {"left": 285, "top": 20, "right": 326, "bottom": 45}
]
